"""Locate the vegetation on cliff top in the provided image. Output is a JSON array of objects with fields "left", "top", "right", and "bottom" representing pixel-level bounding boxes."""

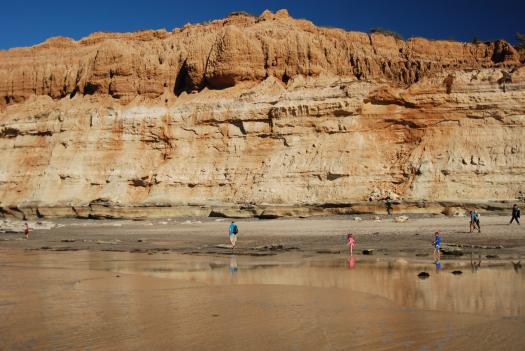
[{"left": 369, "top": 27, "right": 404, "bottom": 41}]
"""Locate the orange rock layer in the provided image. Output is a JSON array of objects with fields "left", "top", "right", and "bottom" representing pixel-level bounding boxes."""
[{"left": 1, "top": 10, "right": 522, "bottom": 107}]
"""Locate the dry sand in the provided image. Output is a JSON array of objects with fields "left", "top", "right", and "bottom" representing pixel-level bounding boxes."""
[{"left": 1, "top": 214, "right": 524, "bottom": 260}]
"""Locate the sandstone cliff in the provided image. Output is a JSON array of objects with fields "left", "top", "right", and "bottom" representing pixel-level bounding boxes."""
[{"left": 0, "top": 10, "right": 524, "bottom": 219}]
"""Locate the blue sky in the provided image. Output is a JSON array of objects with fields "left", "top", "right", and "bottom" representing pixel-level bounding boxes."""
[{"left": 1, "top": 0, "right": 523, "bottom": 50}]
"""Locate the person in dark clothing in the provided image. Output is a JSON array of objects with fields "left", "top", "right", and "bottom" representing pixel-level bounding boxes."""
[
  {"left": 24, "top": 222, "right": 30, "bottom": 239},
  {"left": 385, "top": 198, "right": 393, "bottom": 215},
  {"left": 510, "top": 204, "right": 521, "bottom": 225}
]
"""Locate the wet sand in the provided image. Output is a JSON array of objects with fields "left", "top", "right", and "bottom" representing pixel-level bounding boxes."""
[
  {"left": 1, "top": 215, "right": 524, "bottom": 350},
  {"left": 1, "top": 250, "right": 524, "bottom": 350}
]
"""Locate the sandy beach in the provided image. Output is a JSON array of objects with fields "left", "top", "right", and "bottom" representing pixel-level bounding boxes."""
[
  {"left": 1, "top": 214, "right": 524, "bottom": 350},
  {"left": 1, "top": 214, "right": 524, "bottom": 260}
]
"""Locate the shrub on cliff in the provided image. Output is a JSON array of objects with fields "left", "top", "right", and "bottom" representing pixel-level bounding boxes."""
[
  {"left": 516, "top": 32, "right": 525, "bottom": 49},
  {"left": 472, "top": 37, "right": 482, "bottom": 45},
  {"left": 369, "top": 28, "right": 404, "bottom": 41},
  {"left": 228, "top": 11, "right": 255, "bottom": 17}
]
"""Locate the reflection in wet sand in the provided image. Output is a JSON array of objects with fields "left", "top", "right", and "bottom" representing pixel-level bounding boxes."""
[
  {"left": 108, "top": 255, "right": 524, "bottom": 317},
  {"left": 347, "top": 255, "right": 356, "bottom": 269},
  {"left": 0, "top": 250, "right": 524, "bottom": 351},
  {"left": 435, "top": 259, "right": 442, "bottom": 271},
  {"left": 229, "top": 255, "right": 238, "bottom": 274}
]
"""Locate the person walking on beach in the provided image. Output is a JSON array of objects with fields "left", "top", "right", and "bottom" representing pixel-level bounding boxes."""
[
  {"left": 346, "top": 233, "right": 356, "bottom": 256},
  {"left": 433, "top": 231, "right": 441, "bottom": 260},
  {"left": 510, "top": 204, "right": 520, "bottom": 225},
  {"left": 474, "top": 210, "right": 481, "bottom": 232},
  {"left": 23, "top": 222, "right": 29, "bottom": 239},
  {"left": 229, "top": 221, "right": 238, "bottom": 248},
  {"left": 385, "top": 198, "right": 393, "bottom": 215},
  {"left": 470, "top": 210, "right": 481, "bottom": 233}
]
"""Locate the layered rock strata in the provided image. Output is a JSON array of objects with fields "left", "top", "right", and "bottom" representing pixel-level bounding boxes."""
[{"left": 0, "top": 10, "right": 524, "bottom": 218}]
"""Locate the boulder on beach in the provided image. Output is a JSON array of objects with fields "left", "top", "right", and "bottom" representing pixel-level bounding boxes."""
[
  {"left": 394, "top": 215, "right": 409, "bottom": 223},
  {"left": 418, "top": 272, "right": 430, "bottom": 279}
]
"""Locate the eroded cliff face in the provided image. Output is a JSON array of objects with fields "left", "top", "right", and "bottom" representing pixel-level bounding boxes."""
[{"left": 0, "top": 10, "right": 524, "bottom": 218}]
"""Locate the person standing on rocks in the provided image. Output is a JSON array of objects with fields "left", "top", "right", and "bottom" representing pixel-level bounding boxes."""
[
  {"left": 229, "top": 221, "right": 239, "bottom": 248},
  {"left": 510, "top": 204, "right": 520, "bottom": 225}
]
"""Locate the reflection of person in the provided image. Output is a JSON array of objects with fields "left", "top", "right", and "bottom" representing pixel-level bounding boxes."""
[
  {"left": 433, "top": 231, "right": 441, "bottom": 260},
  {"left": 229, "top": 221, "right": 238, "bottom": 248},
  {"left": 347, "top": 255, "right": 356, "bottom": 269},
  {"left": 229, "top": 255, "right": 238, "bottom": 274},
  {"left": 435, "top": 259, "right": 441, "bottom": 271},
  {"left": 470, "top": 253, "right": 481, "bottom": 272},
  {"left": 510, "top": 204, "right": 520, "bottom": 225},
  {"left": 346, "top": 233, "right": 356, "bottom": 256},
  {"left": 24, "top": 222, "right": 29, "bottom": 239}
]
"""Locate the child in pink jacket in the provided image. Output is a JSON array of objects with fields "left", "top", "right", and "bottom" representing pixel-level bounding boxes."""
[{"left": 346, "top": 233, "right": 356, "bottom": 256}]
